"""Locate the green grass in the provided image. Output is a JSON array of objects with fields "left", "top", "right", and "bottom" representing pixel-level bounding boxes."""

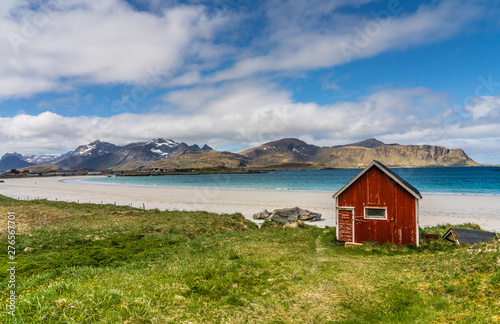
[{"left": 0, "top": 195, "right": 499, "bottom": 323}]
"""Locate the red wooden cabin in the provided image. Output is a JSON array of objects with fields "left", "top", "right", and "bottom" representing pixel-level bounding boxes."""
[{"left": 333, "top": 160, "right": 422, "bottom": 246}]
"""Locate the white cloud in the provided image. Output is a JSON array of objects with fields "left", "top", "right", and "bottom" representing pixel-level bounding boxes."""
[
  {"left": 466, "top": 96, "right": 500, "bottom": 120},
  {"left": 0, "top": 0, "right": 487, "bottom": 99},
  {"left": 0, "top": 0, "right": 498, "bottom": 165},
  {"left": 0, "top": 0, "right": 227, "bottom": 99},
  {"left": 211, "top": 0, "right": 483, "bottom": 82},
  {"left": 2, "top": 84, "right": 499, "bottom": 163}
]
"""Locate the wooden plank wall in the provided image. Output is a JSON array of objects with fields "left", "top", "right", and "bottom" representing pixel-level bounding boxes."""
[{"left": 337, "top": 167, "right": 417, "bottom": 245}]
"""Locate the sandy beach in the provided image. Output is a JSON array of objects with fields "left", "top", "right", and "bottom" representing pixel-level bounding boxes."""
[{"left": 1, "top": 176, "right": 499, "bottom": 232}]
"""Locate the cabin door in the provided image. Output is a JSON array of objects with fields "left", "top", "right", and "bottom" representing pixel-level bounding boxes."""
[{"left": 338, "top": 208, "right": 354, "bottom": 242}]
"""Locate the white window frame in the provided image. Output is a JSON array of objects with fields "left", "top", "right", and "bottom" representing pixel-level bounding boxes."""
[{"left": 364, "top": 206, "right": 387, "bottom": 220}]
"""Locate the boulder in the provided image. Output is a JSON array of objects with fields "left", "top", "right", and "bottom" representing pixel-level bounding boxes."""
[
  {"left": 270, "top": 207, "right": 299, "bottom": 223},
  {"left": 297, "top": 208, "right": 322, "bottom": 221},
  {"left": 268, "top": 207, "right": 321, "bottom": 223},
  {"left": 253, "top": 209, "right": 271, "bottom": 219}
]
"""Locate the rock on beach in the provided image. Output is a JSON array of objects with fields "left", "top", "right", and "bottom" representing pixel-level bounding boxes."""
[{"left": 253, "top": 207, "right": 321, "bottom": 223}]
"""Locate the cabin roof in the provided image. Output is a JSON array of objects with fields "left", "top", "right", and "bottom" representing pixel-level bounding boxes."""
[
  {"left": 443, "top": 228, "right": 498, "bottom": 245},
  {"left": 332, "top": 160, "right": 422, "bottom": 200}
]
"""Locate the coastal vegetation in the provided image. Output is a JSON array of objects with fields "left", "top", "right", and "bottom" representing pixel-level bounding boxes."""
[{"left": 0, "top": 196, "right": 499, "bottom": 323}]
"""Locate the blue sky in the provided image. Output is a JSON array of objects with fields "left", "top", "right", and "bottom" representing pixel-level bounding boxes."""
[{"left": 1, "top": 0, "right": 500, "bottom": 164}]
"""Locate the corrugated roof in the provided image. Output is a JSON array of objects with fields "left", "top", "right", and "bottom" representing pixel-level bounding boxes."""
[
  {"left": 333, "top": 160, "right": 422, "bottom": 199},
  {"left": 443, "top": 228, "right": 498, "bottom": 245}
]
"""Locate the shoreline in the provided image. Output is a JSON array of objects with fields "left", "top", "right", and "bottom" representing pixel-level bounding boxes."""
[
  {"left": 64, "top": 176, "right": 500, "bottom": 197},
  {"left": 1, "top": 176, "right": 499, "bottom": 232}
]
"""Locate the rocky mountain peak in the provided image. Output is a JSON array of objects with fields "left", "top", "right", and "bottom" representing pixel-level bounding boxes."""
[
  {"left": 73, "top": 140, "right": 119, "bottom": 157},
  {"left": 264, "top": 138, "right": 314, "bottom": 149},
  {"left": 333, "top": 138, "right": 389, "bottom": 148},
  {"left": 0, "top": 155, "right": 33, "bottom": 171},
  {"left": 202, "top": 144, "right": 213, "bottom": 151},
  {"left": 254, "top": 138, "right": 320, "bottom": 155},
  {"left": 239, "top": 138, "right": 321, "bottom": 165},
  {"left": 1, "top": 152, "right": 24, "bottom": 160},
  {"left": 146, "top": 138, "right": 179, "bottom": 148},
  {"left": 143, "top": 138, "right": 182, "bottom": 159}
]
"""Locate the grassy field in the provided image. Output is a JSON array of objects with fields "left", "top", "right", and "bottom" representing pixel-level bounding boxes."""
[{"left": 0, "top": 195, "right": 499, "bottom": 323}]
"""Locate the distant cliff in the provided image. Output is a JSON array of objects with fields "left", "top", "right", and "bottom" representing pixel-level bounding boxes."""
[
  {"left": 312, "top": 144, "right": 478, "bottom": 168},
  {"left": 237, "top": 138, "right": 479, "bottom": 168}
]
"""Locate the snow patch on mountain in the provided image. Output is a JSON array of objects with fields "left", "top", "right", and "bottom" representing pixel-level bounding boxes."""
[
  {"left": 292, "top": 147, "right": 312, "bottom": 157},
  {"left": 150, "top": 149, "right": 170, "bottom": 158},
  {"left": 146, "top": 139, "right": 180, "bottom": 159},
  {"left": 72, "top": 140, "right": 118, "bottom": 157},
  {"left": 147, "top": 138, "right": 178, "bottom": 148},
  {"left": 78, "top": 145, "right": 96, "bottom": 156},
  {"left": 25, "top": 155, "right": 59, "bottom": 164}
]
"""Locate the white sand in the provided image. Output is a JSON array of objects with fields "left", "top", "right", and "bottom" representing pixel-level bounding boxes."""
[{"left": 1, "top": 176, "right": 499, "bottom": 232}]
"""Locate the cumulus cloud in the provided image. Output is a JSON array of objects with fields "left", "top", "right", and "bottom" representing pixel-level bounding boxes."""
[
  {"left": 0, "top": 112, "right": 97, "bottom": 153},
  {"left": 0, "top": 0, "right": 228, "bottom": 99},
  {"left": 2, "top": 83, "right": 499, "bottom": 163},
  {"left": 0, "top": 0, "right": 488, "bottom": 99},
  {"left": 466, "top": 96, "right": 500, "bottom": 120}
]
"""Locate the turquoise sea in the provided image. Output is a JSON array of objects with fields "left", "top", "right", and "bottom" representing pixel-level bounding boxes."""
[{"left": 82, "top": 166, "right": 500, "bottom": 195}]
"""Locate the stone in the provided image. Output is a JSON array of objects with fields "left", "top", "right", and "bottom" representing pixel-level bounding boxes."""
[
  {"left": 269, "top": 207, "right": 322, "bottom": 223},
  {"left": 298, "top": 209, "right": 322, "bottom": 221},
  {"left": 253, "top": 207, "right": 322, "bottom": 223},
  {"left": 270, "top": 207, "right": 299, "bottom": 223},
  {"left": 253, "top": 209, "right": 271, "bottom": 219}
]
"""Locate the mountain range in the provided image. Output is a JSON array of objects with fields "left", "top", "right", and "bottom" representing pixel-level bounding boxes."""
[{"left": 1, "top": 137, "right": 479, "bottom": 172}]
